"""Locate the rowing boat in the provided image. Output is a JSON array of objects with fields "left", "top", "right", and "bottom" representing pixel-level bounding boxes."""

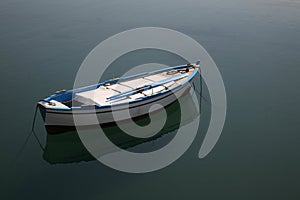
[{"left": 38, "top": 62, "right": 200, "bottom": 127}]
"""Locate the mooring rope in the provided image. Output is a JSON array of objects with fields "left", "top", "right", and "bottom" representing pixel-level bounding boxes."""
[
  {"left": 12, "top": 105, "right": 45, "bottom": 164},
  {"left": 192, "top": 69, "right": 211, "bottom": 113},
  {"left": 199, "top": 68, "right": 203, "bottom": 113},
  {"left": 30, "top": 104, "right": 45, "bottom": 150}
]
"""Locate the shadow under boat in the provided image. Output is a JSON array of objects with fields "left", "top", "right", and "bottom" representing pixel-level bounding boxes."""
[{"left": 42, "top": 92, "right": 199, "bottom": 164}]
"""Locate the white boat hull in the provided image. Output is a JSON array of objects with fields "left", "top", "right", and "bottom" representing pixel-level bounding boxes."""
[{"left": 43, "top": 83, "right": 191, "bottom": 126}]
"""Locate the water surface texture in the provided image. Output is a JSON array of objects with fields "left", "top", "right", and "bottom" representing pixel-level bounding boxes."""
[{"left": 1, "top": 0, "right": 300, "bottom": 199}]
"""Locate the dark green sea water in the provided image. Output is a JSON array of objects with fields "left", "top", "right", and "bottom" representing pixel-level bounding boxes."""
[{"left": 1, "top": 0, "right": 300, "bottom": 199}]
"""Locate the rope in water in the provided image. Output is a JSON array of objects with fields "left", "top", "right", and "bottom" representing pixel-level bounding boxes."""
[
  {"left": 192, "top": 69, "right": 212, "bottom": 113},
  {"left": 12, "top": 105, "right": 45, "bottom": 164},
  {"left": 31, "top": 105, "right": 45, "bottom": 151}
]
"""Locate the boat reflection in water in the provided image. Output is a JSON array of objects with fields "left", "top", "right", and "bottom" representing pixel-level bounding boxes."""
[{"left": 43, "top": 92, "right": 199, "bottom": 164}]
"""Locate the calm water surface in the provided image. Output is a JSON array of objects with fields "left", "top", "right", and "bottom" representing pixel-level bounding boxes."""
[{"left": 1, "top": 0, "right": 300, "bottom": 199}]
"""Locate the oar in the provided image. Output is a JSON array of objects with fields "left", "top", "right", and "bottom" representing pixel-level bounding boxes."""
[{"left": 107, "top": 73, "right": 188, "bottom": 101}]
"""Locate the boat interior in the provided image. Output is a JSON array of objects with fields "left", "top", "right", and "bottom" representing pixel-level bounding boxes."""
[{"left": 45, "top": 67, "right": 196, "bottom": 108}]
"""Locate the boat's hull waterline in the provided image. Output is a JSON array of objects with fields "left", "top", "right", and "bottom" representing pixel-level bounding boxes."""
[{"left": 38, "top": 63, "right": 200, "bottom": 127}]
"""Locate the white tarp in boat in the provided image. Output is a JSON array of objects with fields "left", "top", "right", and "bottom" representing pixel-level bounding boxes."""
[
  {"left": 120, "top": 78, "right": 153, "bottom": 88},
  {"left": 74, "top": 75, "right": 179, "bottom": 106},
  {"left": 74, "top": 86, "right": 119, "bottom": 105},
  {"left": 107, "top": 83, "right": 132, "bottom": 93},
  {"left": 75, "top": 85, "right": 147, "bottom": 106}
]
